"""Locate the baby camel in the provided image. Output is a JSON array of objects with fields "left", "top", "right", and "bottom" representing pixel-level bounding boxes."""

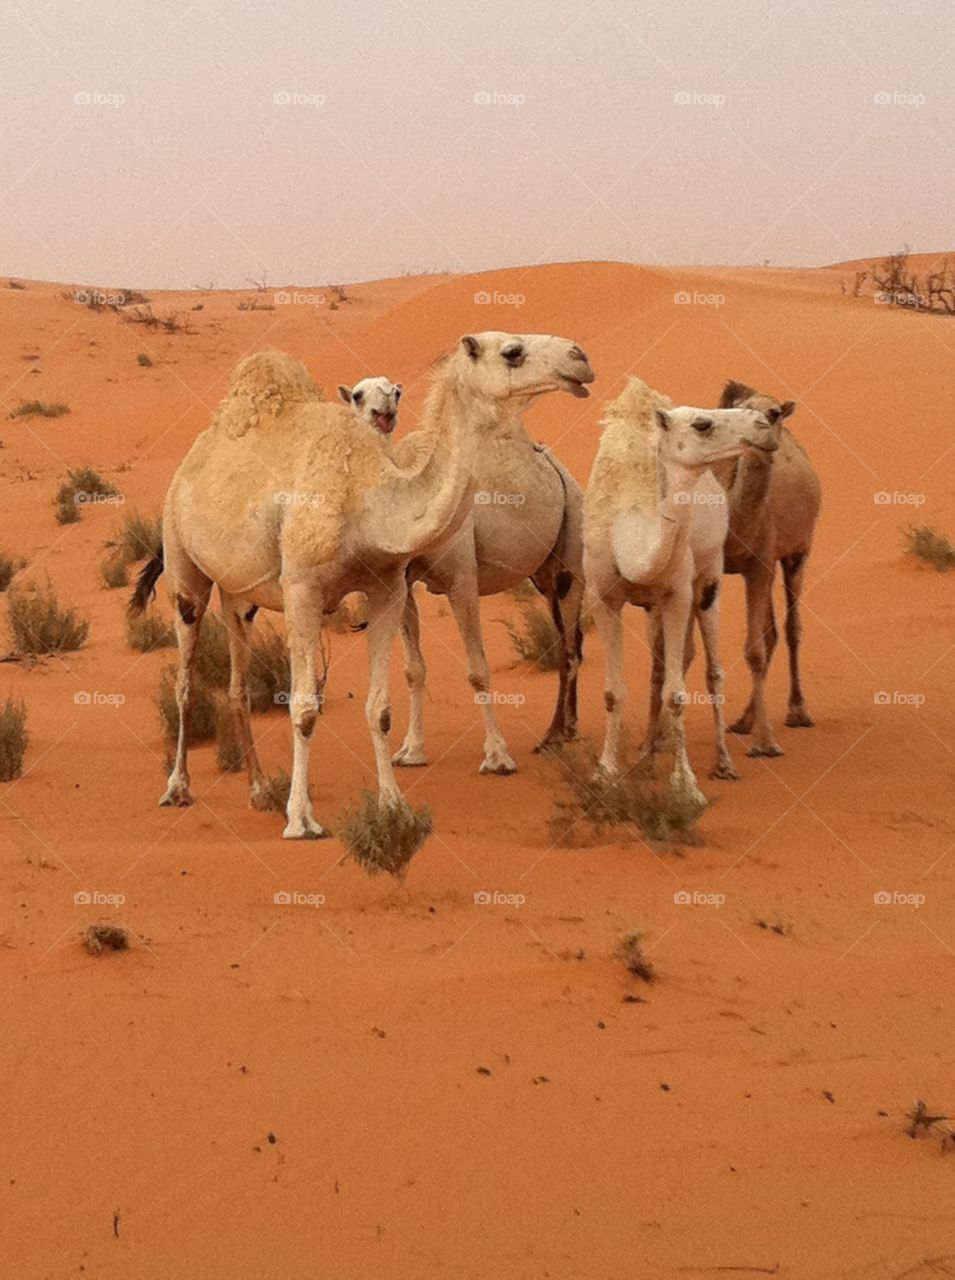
[
  {"left": 584, "top": 378, "right": 779, "bottom": 804},
  {"left": 338, "top": 377, "right": 402, "bottom": 436}
]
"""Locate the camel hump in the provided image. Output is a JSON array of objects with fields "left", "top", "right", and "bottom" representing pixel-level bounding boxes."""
[{"left": 217, "top": 350, "right": 325, "bottom": 438}]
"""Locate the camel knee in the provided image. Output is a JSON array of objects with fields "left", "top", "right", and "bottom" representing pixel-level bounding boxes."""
[
  {"left": 365, "top": 691, "right": 391, "bottom": 736},
  {"left": 404, "top": 657, "right": 426, "bottom": 691},
  {"left": 468, "top": 668, "right": 490, "bottom": 696}
]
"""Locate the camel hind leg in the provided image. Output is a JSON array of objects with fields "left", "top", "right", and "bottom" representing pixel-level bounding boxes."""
[
  {"left": 220, "top": 591, "right": 271, "bottom": 809},
  {"left": 282, "top": 577, "right": 327, "bottom": 839},
  {"left": 532, "top": 566, "right": 583, "bottom": 751},
  {"left": 729, "top": 563, "right": 782, "bottom": 757},
  {"left": 393, "top": 584, "right": 429, "bottom": 767},
  {"left": 160, "top": 532, "right": 213, "bottom": 808},
  {"left": 781, "top": 551, "right": 814, "bottom": 728},
  {"left": 694, "top": 579, "right": 738, "bottom": 781}
]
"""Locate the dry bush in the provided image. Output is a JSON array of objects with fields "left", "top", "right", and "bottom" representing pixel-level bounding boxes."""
[
  {"left": 100, "top": 556, "right": 129, "bottom": 589},
  {"left": 550, "top": 746, "right": 709, "bottom": 847},
  {"left": 214, "top": 696, "right": 244, "bottom": 773},
  {"left": 10, "top": 400, "right": 69, "bottom": 419},
  {"left": 907, "top": 525, "right": 955, "bottom": 571},
  {"left": 0, "top": 553, "right": 24, "bottom": 592},
  {"left": 81, "top": 922, "right": 129, "bottom": 955},
  {"left": 616, "top": 930, "right": 656, "bottom": 983},
  {"left": 259, "top": 768, "right": 291, "bottom": 813},
  {"left": 501, "top": 598, "right": 561, "bottom": 671},
  {"left": 123, "top": 305, "right": 192, "bottom": 334},
  {"left": 127, "top": 611, "right": 175, "bottom": 652},
  {"left": 0, "top": 696, "right": 28, "bottom": 781},
  {"left": 6, "top": 582, "right": 89, "bottom": 655},
  {"left": 136, "top": 352, "right": 153, "bottom": 367},
  {"left": 114, "top": 510, "right": 162, "bottom": 565},
  {"left": 338, "top": 792, "right": 432, "bottom": 879},
  {"left": 157, "top": 664, "right": 217, "bottom": 744}
]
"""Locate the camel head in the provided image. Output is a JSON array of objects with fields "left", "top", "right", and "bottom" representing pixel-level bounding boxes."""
[
  {"left": 339, "top": 376, "right": 403, "bottom": 436},
  {"left": 656, "top": 404, "right": 781, "bottom": 473},
  {"left": 453, "top": 332, "right": 594, "bottom": 404},
  {"left": 718, "top": 380, "right": 796, "bottom": 427}
]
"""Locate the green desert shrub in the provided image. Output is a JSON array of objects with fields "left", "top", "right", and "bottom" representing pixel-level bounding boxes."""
[
  {"left": 10, "top": 400, "right": 69, "bottom": 419},
  {"left": 127, "top": 611, "right": 176, "bottom": 652},
  {"left": 0, "top": 553, "right": 23, "bottom": 593},
  {"left": 502, "top": 598, "right": 561, "bottom": 671},
  {"left": 115, "top": 510, "right": 162, "bottom": 565},
  {"left": 157, "top": 664, "right": 216, "bottom": 745},
  {"left": 616, "top": 930, "right": 656, "bottom": 983},
  {"left": 6, "top": 582, "right": 89, "bottom": 656},
  {"left": 338, "top": 791, "right": 432, "bottom": 879},
  {"left": 0, "top": 696, "right": 28, "bottom": 782},
  {"left": 100, "top": 556, "right": 129, "bottom": 589}
]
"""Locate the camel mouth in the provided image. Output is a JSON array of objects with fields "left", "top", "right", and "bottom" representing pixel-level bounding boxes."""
[
  {"left": 372, "top": 411, "right": 397, "bottom": 435},
  {"left": 743, "top": 436, "right": 779, "bottom": 453},
  {"left": 560, "top": 376, "right": 590, "bottom": 399}
]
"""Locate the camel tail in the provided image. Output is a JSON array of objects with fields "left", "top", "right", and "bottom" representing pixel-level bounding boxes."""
[{"left": 129, "top": 549, "right": 165, "bottom": 615}]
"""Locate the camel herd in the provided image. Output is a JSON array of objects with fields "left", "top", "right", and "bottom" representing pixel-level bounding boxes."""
[{"left": 130, "top": 333, "right": 820, "bottom": 840}]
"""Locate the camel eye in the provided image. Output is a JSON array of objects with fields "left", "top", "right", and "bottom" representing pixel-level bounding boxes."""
[
  {"left": 691, "top": 415, "right": 713, "bottom": 435},
  {"left": 353, "top": 390, "right": 364, "bottom": 406},
  {"left": 393, "top": 386, "right": 402, "bottom": 401},
  {"left": 501, "top": 343, "right": 525, "bottom": 367}
]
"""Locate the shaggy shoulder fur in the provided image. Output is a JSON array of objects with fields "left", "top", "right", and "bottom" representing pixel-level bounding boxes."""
[{"left": 584, "top": 377, "right": 672, "bottom": 537}]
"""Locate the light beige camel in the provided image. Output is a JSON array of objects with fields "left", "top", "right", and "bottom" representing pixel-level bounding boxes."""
[
  {"left": 387, "top": 333, "right": 593, "bottom": 773},
  {"left": 584, "top": 378, "right": 780, "bottom": 804},
  {"left": 131, "top": 337, "right": 592, "bottom": 838},
  {"left": 717, "top": 380, "right": 821, "bottom": 756},
  {"left": 338, "top": 377, "right": 402, "bottom": 436}
]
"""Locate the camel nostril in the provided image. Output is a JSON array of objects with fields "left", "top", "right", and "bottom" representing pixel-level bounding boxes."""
[{"left": 569, "top": 345, "right": 588, "bottom": 363}]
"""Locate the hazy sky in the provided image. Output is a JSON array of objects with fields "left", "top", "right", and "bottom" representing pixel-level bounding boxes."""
[{"left": 1, "top": 0, "right": 952, "bottom": 287}]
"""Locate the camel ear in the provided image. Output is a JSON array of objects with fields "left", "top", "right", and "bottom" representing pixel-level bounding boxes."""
[
  {"left": 719, "top": 379, "right": 756, "bottom": 408},
  {"left": 655, "top": 407, "right": 670, "bottom": 432},
  {"left": 461, "top": 335, "right": 481, "bottom": 361},
  {"left": 394, "top": 383, "right": 403, "bottom": 400},
  {"left": 338, "top": 385, "right": 353, "bottom": 405},
  {"left": 779, "top": 400, "right": 796, "bottom": 420}
]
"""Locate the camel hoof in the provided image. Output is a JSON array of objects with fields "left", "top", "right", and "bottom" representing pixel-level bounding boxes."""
[
  {"left": 710, "top": 763, "right": 740, "bottom": 782},
  {"left": 249, "top": 783, "right": 273, "bottom": 812},
  {"left": 479, "top": 755, "right": 517, "bottom": 776},
  {"left": 159, "top": 784, "right": 194, "bottom": 808},
  {"left": 728, "top": 719, "right": 753, "bottom": 736},
  {"left": 282, "top": 817, "right": 328, "bottom": 840},
  {"left": 784, "top": 709, "right": 814, "bottom": 728},
  {"left": 392, "top": 746, "right": 428, "bottom": 767},
  {"left": 747, "top": 742, "right": 784, "bottom": 759}
]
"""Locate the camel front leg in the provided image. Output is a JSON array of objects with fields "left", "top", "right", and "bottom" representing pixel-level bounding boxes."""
[
  {"left": 393, "top": 584, "right": 429, "bottom": 767},
  {"left": 660, "top": 585, "right": 706, "bottom": 807},
  {"left": 447, "top": 576, "right": 516, "bottom": 775},
  {"left": 592, "top": 596, "right": 626, "bottom": 777},
  {"left": 364, "top": 573, "right": 408, "bottom": 804},
  {"left": 282, "top": 579, "right": 327, "bottom": 840},
  {"left": 220, "top": 592, "right": 270, "bottom": 809},
  {"left": 781, "top": 551, "right": 814, "bottom": 728},
  {"left": 730, "top": 564, "right": 782, "bottom": 757},
  {"left": 160, "top": 543, "right": 212, "bottom": 808},
  {"left": 644, "top": 608, "right": 665, "bottom": 754},
  {"left": 533, "top": 568, "right": 584, "bottom": 750},
  {"left": 694, "top": 581, "right": 738, "bottom": 781}
]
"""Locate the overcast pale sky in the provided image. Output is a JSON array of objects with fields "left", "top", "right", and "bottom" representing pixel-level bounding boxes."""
[{"left": 1, "top": 0, "right": 951, "bottom": 287}]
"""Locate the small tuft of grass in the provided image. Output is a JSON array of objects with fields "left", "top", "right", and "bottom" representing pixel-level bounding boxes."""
[
  {"left": 123, "top": 305, "right": 192, "bottom": 334},
  {"left": 0, "top": 553, "right": 24, "bottom": 592},
  {"left": 501, "top": 599, "right": 561, "bottom": 671},
  {"left": 157, "top": 664, "right": 217, "bottom": 744},
  {"left": 100, "top": 556, "right": 129, "bottom": 589},
  {"left": 338, "top": 791, "right": 432, "bottom": 879},
  {"left": 127, "top": 611, "right": 175, "bottom": 652},
  {"left": 136, "top": 352, "right": 153, "bottom": 367},
  {"left": 214, "top": 696, "right": 244, "bottom": 773},
  {"left": 616, "top": 930, "right": 656, "bottom": 983},
  {"left": 904, "top": 1098, "right": 955, "bottom": 1150},
  {"left": 114, "top": 510, "right": 162, "bottom": 565},
  {"left": 10, "top": 400, "right": 70, "bottom": 419},
  {"left": 6, "top": 582, "right": 89, "bottom": 655},
  {"left": 550, "top": 747, "right": 709, "bottom": 847},
  {"left": 755, "top": 915, "right": 792, "bottom": 937},
  {"left": 260, "top": 768, "right": 291, "bottom": 814},
  {"left": 55, "top": 498, "right": 81, "bottom": 525},
  {"left": 81, "top": 921, "right": 129, "bottom": 956},
  {"left": 0, "top": 696, "right": 28, "bottom": 782},
  {"left": 907, "top": 525, "right": 955, "bottom": 572}
]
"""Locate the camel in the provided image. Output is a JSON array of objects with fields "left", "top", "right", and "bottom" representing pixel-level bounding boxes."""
[
  {"left": 130, "top": 336, "right": 594, "bottom": 838},
  {"left": 584, "top": 378, "right": 780, "bottom": 804},
  {"left": 716, "top": 381, "right": 821, "bottom": 756},
  {"left": 338, "top": 377, "right": 402, "bottom": 436},
  {"left": 384, "top": 333, "right": 593, "bottom": 774}
]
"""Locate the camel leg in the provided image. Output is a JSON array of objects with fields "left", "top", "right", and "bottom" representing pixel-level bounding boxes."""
[
  {"left": 533, "top": 567, "right": 584, "bottom": 750},
  {"left": 660, "top": 586, "right": 706, "bottom": 806},
  {"left": 393, "top": 584, "right": 429, "bottom": 767},
  {"left": 160, "top": 536, "right": 213, "bottom": 808},
  {"left": 220, "top": 591, "right": 270, "bottom": 809},
  {"left": 730, "top": 565, "right": 782, "bottom": 757},
  {"left": 282, "top": 578, "right": 327, "bottom": 840},
  {"left": 644, "top": 608, "right": 665, "bottom": 754},
  {"left": 364, "top": 573, "right": 407, "bottom": 804},
  {"left": 446, "top": 574, "right": 516, "bottom": 775},
  {"left": 694, "top": 583, "right": 739, "bottom": 781},
  {"left": 593, "top": 597, "right": 626, "bottom": 777},
  {"left": 781, "top": 552, "right": 814, "bottom": 728}
]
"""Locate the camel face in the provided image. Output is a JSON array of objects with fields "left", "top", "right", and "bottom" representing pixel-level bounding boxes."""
[
  {"left": 657, "top": 406, "right": 780, "bottom": 471},
  {"left": 719, "top": 379, "right": 796, "bottom": 427},
  {"left": 458, "top": 332, "right": 595, "bottom": 402},
  {"left": 339, "top": 377, "right": 402, "bottom": 436}
]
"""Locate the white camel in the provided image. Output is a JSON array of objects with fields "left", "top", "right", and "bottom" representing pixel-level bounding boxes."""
[
  {"left": 584, "top": 378, "right": 780, "bottom": 803},
  {"left": 131, "top": 336, "right": 593, "bottom": 838},
  {"left": 338, "top": 377, "right": 402, "bottom": 437}
]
